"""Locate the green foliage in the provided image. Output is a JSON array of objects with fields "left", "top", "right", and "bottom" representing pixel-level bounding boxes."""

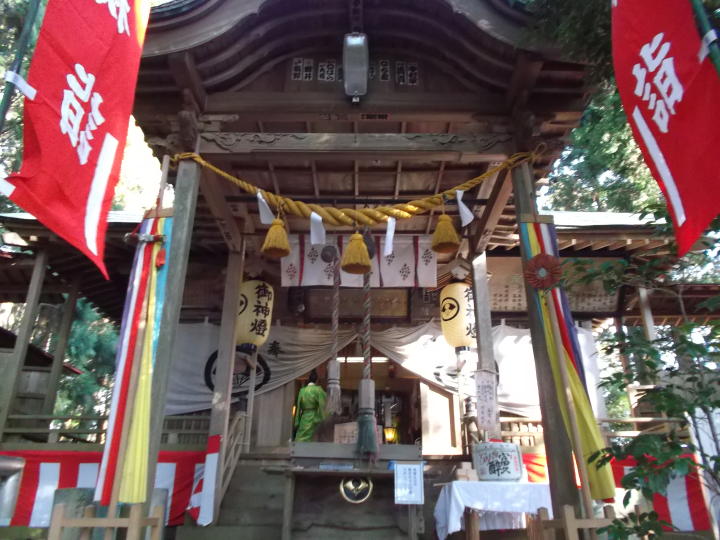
[
  {"left": 55, "top": 299, "right": 117, "bottom": 416},
  {"left": 599, "top": 510, "right": 672, "bottom": 540},
  {"left": 525, "top": 0, "right": 612, "bottom": 83},
  {"left": 544, "top": 88, "right": 662, "bottom": 213}
]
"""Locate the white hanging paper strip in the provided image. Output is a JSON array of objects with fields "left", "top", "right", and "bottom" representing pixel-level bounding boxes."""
[
  {"left": 456, "top": 190, "right": 474, "bottom": 227},
  {"left": 384, "top": 217, "right": 396, "bottom": 257},
  {"left": 281, "top": 234, "right": 436, "bottom": 288},
  {"left": 4, "top": 70, "right": 37, "bottom": 100},
  {"left": 309, "top": 212, "right": 326, "bottom": 245},
  {"left": 699, "top": 29, "right": 719, "bottom": 62},
  {"left": 256, "top": 192, "right": 275, "bottom": 225}
]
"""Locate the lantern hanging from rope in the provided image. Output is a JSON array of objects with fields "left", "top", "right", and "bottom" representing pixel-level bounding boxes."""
[
  {"left": 439, "top": 282, "right": 476, "bottom": 350},
  {"left": 236, "top": 280, "right": 275, "bottom": 349}
]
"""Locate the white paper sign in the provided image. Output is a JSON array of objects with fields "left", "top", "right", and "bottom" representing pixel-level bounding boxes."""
[{"left": 394, "top": 462, "right": 424, "bottom": 505}]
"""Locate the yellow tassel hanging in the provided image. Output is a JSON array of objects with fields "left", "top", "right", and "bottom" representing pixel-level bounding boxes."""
[
  {"left": 261, "top": 218, "right": 290, "bottom": 259},
  {"left": 432, "top": 214, "right": 461, "bottom": 254},
  {"left": 341, "top": 232, "right": 372, "bottom": 274}
]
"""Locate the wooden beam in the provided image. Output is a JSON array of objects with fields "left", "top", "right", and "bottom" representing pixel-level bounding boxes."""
[
  {"left": 168, "top": 52, "right": 207, "bottom": 110},
  {"left": 200, "top": 169, "right": 246, "bottom": 251},
  {"left": 43, "top": 281, "right": 79, "bottom": 415},
  {"left": 511, "top": 160, "right": 580, "bottom": 516},
  {"left": 199, "top": 132, "right": 511, "bottom": 162},
  {"left": 506, "top": 53, "right": 544, "bottom": 109},
  {"left": 0, "top": 250, "right": 47, "bottom": 437},
  {"left": 470, "top": 169, "right": 512, "bottom": 254},
  {"left": 472, "top": 252, "right": 501, "bottom": 438},
  {"left": 145, "top": 159, "right": 201, "bottom": 502},
  {"left": 201, "top": 91, "right": 584, "bottom": 120}
]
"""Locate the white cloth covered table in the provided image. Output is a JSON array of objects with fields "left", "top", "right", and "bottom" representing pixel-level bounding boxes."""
[{"left": 434, "top": 481, "right": 552, "bottom": 539}]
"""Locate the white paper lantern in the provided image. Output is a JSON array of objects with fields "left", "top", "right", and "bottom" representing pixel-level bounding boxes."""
[
  {"left": 439, "top": 282, "right": 475, "bottom": 349},
  {"left": 236, "top": 280, "right": 274, "bottom": 348}
]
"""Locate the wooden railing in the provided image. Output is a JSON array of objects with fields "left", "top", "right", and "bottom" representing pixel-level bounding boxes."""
[
  {"left": 221, "top": 411, "right": 248, "bottom": 498},
  {"left": 2, "top": 414, "right": 211, "bottom": 447},
  {"left": 499, "top": 416, "right": 687, "bottom": 449}
]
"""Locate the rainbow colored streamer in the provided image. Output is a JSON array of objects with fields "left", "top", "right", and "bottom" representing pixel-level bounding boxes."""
[
  {"left": 519, "top": 221, "right": 615, "bottom": 501},
  {"left": 95, "top": 216, "right": 173, "bottom": 505}
]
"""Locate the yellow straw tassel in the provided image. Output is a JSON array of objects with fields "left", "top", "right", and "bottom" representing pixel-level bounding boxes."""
[
  {"left": 431, "top": 214, "right": 461, "bottom": 253},
  {"left": 341, "top": 232, "right": 372, "bottom": 274},
  {"left": 261, "top": 218, "right": 290, "bottom": 259}
]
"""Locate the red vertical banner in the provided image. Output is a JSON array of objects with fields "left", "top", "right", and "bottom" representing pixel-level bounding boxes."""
[
  {"left": 3, "top": 0, "right": 151, "bottom": 276},
  {"left": 612, "top": 0, "right": 720, "bottom": 255}
]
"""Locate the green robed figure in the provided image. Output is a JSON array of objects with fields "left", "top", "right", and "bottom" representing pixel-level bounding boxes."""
[{"left": 294, "top": 369, "right": 327, "bottom": 442}]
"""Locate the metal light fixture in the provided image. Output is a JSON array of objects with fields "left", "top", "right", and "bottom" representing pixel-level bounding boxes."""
[{"left": 343, "top": 32, "right": 368, "bottom": 103}]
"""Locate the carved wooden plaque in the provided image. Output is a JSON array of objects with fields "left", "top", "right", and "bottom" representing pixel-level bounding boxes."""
[{"left": 305, "top": 288, "right": 409, "bottom": 320}]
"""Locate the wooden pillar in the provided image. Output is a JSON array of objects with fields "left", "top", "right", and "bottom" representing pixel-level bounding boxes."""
[
  {"left": 511, "top": 161, "right": 580, "bottom": 515},
  {"left": 144, "top": 159, "right": 201, "bottom": 501},
  {"left": 208, "top": 246, "right": 245, "bottom": 518},
  {"left": 471, "top": 252, "right": 501, "bottom": 439},
  {"left": 0, "top": 249, "right": 47, "bottom": 437},
  {"left": 637, "top": 287, "right": 657, "bottom": 341},
  {"left": 43, "top": 281, "right": 79, "bottom": 414}
]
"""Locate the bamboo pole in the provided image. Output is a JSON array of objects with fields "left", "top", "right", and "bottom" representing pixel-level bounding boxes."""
[
  {"left": 690, "top": 0, "right": 720, "bottom": 77},
  {"left": 0, "top": 0, "right": 42, "bottom": 133}
]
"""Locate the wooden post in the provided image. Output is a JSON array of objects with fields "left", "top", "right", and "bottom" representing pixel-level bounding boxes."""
[
  {"left": 0, "top": 249, "right": 47, "bottom": 437},
  {"left": 471, "top": 252, "right": 501, "bottom": 439},
  {"left": 281, "top": 472, "right": 295, "bottom": 540},
  {"left": 208, "top": 246, "right": 246, "bottom": 520},
  {"left": 464, "top": 508, "right": 481, "bottom": 539},
  {"left": 144, "top": 158, "right": 201, "bottom": 501},
  {"left": 511, "top": 161, "right": 580, "bottom": 516},
  {"left": 638, "top": 287, "right": 657, "bottom": 342},
  {"left": 43, "top": 281, "right": 80, "bottom": 414}
]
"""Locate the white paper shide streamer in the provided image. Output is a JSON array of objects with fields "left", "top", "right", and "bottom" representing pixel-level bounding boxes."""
[
  {"left": 4, "top": 70, "right": 37, "bottom": 100},
  {"left": 384, "top": 217, "right": 396, "bottom": 257},
  {"left": 256, "top": 192, "right": 275, "bottom": 225},
  {"left": 310, "top": 211, "right": 326, "bottom": 245},
  {"left": 456, "top": 190, "right": 474, "bottom": 227}
]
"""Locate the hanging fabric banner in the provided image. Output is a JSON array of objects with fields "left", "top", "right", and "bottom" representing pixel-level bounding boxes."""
[
  {"left": 612, "top": 0, "right": 720, "bottom": 255},
  {"left": 164, "top": 321, "right": 604, "bottom": 418},
  {"left": 281, "top": 234, "right": 436, "bottom": 288},
  {"left": 519, "top": 220, "right": 615, "bottom": 501},
  {"left": 95, "top": 216, "right": 173, "bottom": 505},
  {"left": 3, "top": 0, "right": 151, "bottom": 277}
]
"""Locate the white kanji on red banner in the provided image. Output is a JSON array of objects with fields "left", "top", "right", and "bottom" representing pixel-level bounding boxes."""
[
  {"left": 96, "top": 0, "right": 132, "bottom": 35},
  {"left": 613, "top": 0, "right": 720, "bottom": 255},
  {"left": 60, "top": 63, "right": 105, "bottom": 165},
  {"left": 6, "top": 0, "right": 151, "bottom": 276},
  {"left": 632, "top": 33, "right": 684, "bottom": 134}
]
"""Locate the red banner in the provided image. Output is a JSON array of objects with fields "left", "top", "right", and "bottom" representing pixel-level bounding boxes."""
[
  {"left": 3, "top": 0, "right": 150, "bottom": 276},
  {"left": 612, "top": 1, "right": 720, "bottom": 255}
]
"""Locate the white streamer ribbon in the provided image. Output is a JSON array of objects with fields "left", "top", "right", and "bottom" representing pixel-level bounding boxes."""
[
  {"left": 699, "top": 29, "right": 719, "bottom": 62},
  {"left": 384, "top": 217, "right": 396, "bottom": 257},
  {"left": 256, "top": 192, "right": 275, "bottom": 225},
  {"left": 310, "top": 211, "right": 326, "bottom": 245},
  {"left": 4, "top": 70, "right": 36, "bottom": 100},
  {"left": 456, "top": 190, "right": 474, "bottom": 227}
]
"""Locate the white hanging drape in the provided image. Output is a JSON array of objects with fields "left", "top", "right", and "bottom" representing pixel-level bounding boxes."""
[{"left": 165, "top": 322, "right": 604, "bottom": 418}]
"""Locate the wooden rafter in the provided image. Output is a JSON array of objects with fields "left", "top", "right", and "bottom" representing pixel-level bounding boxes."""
[{"left": 470, "top": 169, "right": 513, "bottom": 254}]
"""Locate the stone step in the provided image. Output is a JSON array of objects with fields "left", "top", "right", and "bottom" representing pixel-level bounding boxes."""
[{"left": 176, "top": 525, "right": 281, "bottom": 540}]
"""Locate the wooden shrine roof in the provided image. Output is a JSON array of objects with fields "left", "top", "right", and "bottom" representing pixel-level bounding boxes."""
[
  {"left": 1, "top": 211, "right": 714, "bottom": 327},
  {"left": 133, "top": 0, "right": 588, "bottom": 259}
]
